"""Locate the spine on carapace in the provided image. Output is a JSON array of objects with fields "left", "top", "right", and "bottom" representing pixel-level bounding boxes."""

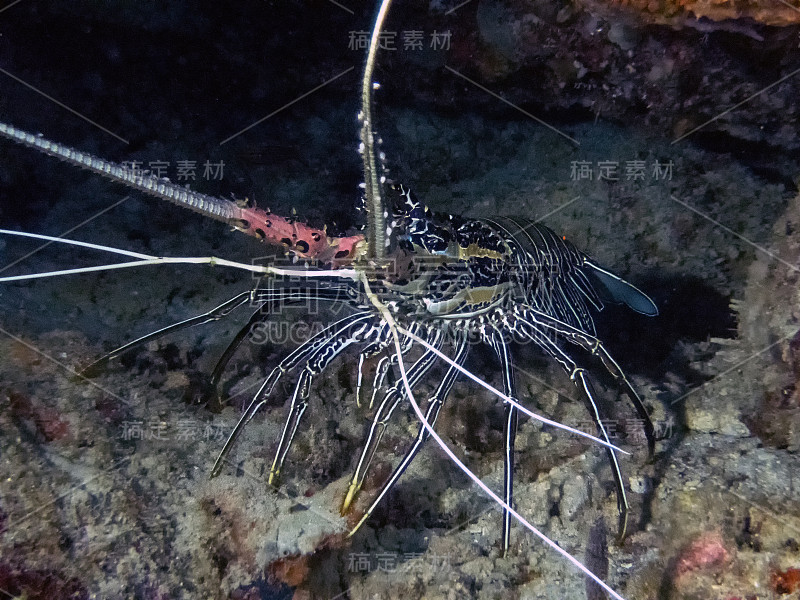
[{"left": 0, "top": 121, "right": 364, "bottom": 265}]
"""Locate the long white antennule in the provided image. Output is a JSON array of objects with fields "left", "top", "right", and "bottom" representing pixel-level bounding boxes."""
[
  {"left": 0, "top": 229, "right": 359, "bottom": 282},
  {"left": 359, "top": 273, "right": 629, "bottom": 600},
  {"left": 397, "top": 324, "right": 629, "bottom": 454},
  {"left": 0, "top": 228, "right": 155, "bottom": 260},
  {"left": 0, "top": 228, "right": 622, "bottom": 453}
]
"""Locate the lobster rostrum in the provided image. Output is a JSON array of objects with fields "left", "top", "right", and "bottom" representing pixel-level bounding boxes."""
[{"left": 0, "top": 1, "right": 658, "bottom": 597}]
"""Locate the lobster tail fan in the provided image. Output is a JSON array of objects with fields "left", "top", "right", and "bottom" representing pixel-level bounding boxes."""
[{"left": 583, "top": 260, "right": 659, "bottom": 316}]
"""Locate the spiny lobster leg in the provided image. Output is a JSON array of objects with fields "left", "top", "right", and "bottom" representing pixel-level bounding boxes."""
[
  {"left": 378, "top": 323, "right": 424, "bottom": 395},
  {"left": 210, "top": 311, "right": 373, "bottom": 478},
  {"left": 267, "top": 318, "right": 380, "bottom": 485},
  {"left": 269, "top": 369, "right": 312, "bottom": 484},
  {"left": 356, "top": 352, "right": 390, "bottom": 408},
  {"left": 517, "top": 322, "right": 630, "bottom": 540},
  {"left": 348, "top": 330, "right": 469, "bottom": 537},
  {"left": 355, "top": 324, "right": 395, "bottom": 409},
  {"left": 357, "top": 322, "right": 423, "bottom": 409},
  {"left": 340, "top": 328, "right": 444, "bottom": 515},
  {"left": 573, "top": 368, "right": 630, "bottom": 540},
  {"left": 514, "top": 305, "right": 655, "bottom": 457},
  {"left": 487, "top": 326, "right": 519, "bottom": 556},
  {"left": 210, "top": 286, "right": 361, "bottom": 399},
  {"left": 208, "top": 306, "right": 271, "bottom": 402},
  {"left": 80, "top": 286, "right": 354, "bottom": 378},
  {"left": 80, "top": 291, "right": 254, "bottom": 377}
]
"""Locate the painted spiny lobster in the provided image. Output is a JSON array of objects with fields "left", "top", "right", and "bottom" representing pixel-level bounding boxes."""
[{"left": 0, "top": 1, "right": 658, "bottom": 597}]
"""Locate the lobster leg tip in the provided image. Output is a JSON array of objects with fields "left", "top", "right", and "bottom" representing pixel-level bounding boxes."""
[
  {"left": 347, "top": 512, "right": 370, "bottom": 539},
  {"left": 267, "top": 469, "right": 281, "bottom": 487},
  {"left": 340, "top": 481, "right": 361, "bottom": 516}
]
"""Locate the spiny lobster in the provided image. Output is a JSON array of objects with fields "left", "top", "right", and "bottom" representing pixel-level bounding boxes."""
[{"left": 0, "top": 1, "right": 658, "bottom": 598}]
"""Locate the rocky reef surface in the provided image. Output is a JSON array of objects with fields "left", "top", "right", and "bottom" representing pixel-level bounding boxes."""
[{"left": 1, "top": 1, "right": 799, "bottom": 599}]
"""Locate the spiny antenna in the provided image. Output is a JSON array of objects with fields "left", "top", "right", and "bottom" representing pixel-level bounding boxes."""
[
  {"left": 0, "top": 122, "right": 239, "bottom": 224},
  {"left": 359, "top": 0, "right": 393, "bottom": 261},
  {"left": 0, "top": 121, "right": 365, "bottom": 263}
]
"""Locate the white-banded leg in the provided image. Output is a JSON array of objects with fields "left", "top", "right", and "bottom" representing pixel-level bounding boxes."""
[
  {"left": 209, "top": 287, "right": 360, "bottom": 403},
  {"left": 207, "top": 306, "right": 271, "bottom": 404},
  {"left": 80, "top": 291, "right": 253, "bottom": 377},
  {"left": 516, "top": 320, "right": 630, "bottom": 539},
  {"left": 268, "top": 368, "right": 312, "bottom": 484},
  {"left": 513, "top": 305, "right": 655, "bottom": 457},
  {"left": 267, "top": 317, "right": 381, "bottom": 484},
  {"left": 210, "top": 312, "right": 373, "bottom": 477},
  {"left": 347, "top": 330, "right": 469, "bottom": 536},
  {"left": 362, "top": 322, "right": 423, "bottom": 409},
  {"left": 341, "top": 328, "right": 444, "bottom": 514},
  {"left": 354, "top": 321, "right": 425, "bottom": 409},
  {"left": 485, "top": 326, "right": 520, "bottom": 555},
  {"left": 80, "top": 286, "right": 354, "bottom": 378},
  {"left": 355, "top": 326, "right": 395, "bottom": 408},
  {"left": 356, "top": 353, "right": 390, "bottom": 408}
]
